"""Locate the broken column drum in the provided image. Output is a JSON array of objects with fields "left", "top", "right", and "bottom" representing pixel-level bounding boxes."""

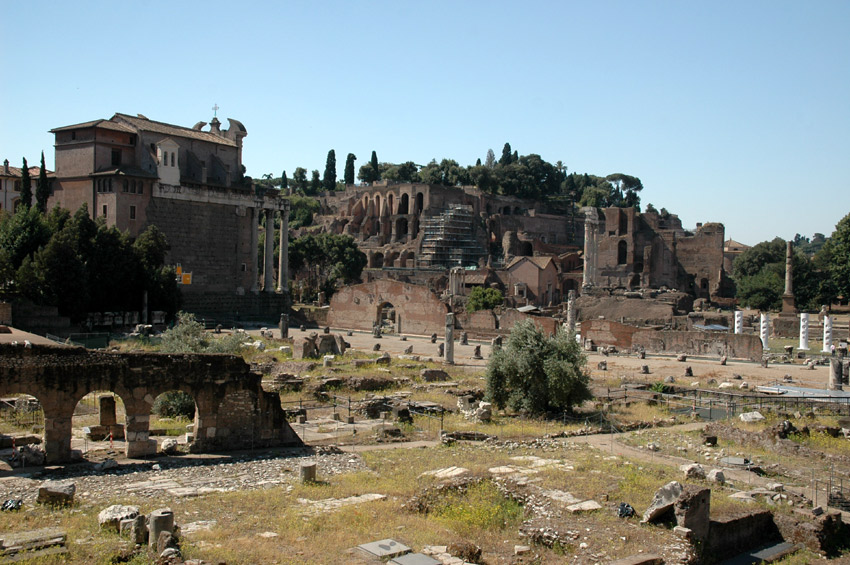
[{"left": 799, "top": 312, "right": 809, "bottom": 351}]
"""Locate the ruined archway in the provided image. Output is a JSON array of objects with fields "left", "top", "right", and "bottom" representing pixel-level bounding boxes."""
[
  {"left": 387, "top": 193, "right": 394, "bottom": 215},
  {"left": 372, "top": 252, "right": 384, "bottom": 268},
  {"left": 0, "top": 393, "right": 45, "bottom": 465},
  {"left": 399, "top": 193, "right": 409, "bottom": 215},
  {"left": 376, "top": 301, "right": 396, "bottom": 333},
  {"left": 415, "top": 192, "right": 424, "bottom": 214},
  {"left": 395, "top": 217, "right": 408, "bottom": 241},
  {"left": 72, "top": 391, "right": 128, "bottom": 459}
]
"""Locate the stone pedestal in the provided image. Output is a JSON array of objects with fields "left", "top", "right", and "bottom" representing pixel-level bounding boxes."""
[
  {"left": 799, "top": 313, "right": 809, "bottom": 350},
  {"left": 823, "top": 315, "right": 833, "bottom": 353},
  {"left": 759, "top": 313, "right": 769, "bottom": 350},
  {"left": 99, "top": 395, "right": 117, "bottom": 426},
  {"left": 300, "top": 462, "right": 317, "bottom": 483}
]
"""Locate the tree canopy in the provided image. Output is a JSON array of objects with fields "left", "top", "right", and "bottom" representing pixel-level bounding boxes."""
[
  {"left": 288, "top": 232, "right": 366, "bottom": 298},
  {"left": 485, "top": 320, "right": 590, "bottom": 415},
  {"left": 466, "top": 287, "right": 503, "bottom": 312}
]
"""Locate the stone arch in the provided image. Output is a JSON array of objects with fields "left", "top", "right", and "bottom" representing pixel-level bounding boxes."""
[
  {"left": 618, "top": 240, "right": 628, "bottom": 265},
  {"left": 376, "top": 301, "right": 396, "bottom": 332},
  {"left": 399, "top": 193, "right": 409, "bottom": 215},
  {"left": 395, "top": 217, "right": 408, "bottom": 241},
  {"left": 387, "top": 193, "right": 394, "bottom": 215},
  {"left": 372, "top": 252, "right": 384, "bottom": 268},
  {"left": 629, "top": 274, "right": 641, "bottom": 290},
  {"left": 384, "top": 251, "right": 399, "bottom": 267},
  {"left": 503, "top": 206, "right": 511, "bottom": 215},
  {"left": 374, "top": 193, "right": 382, "bottom": 217},
  {"left": 415, "top": 192, "right": 424, "bottom": 214},
  {"left": 398, "top": 250, "right": 413, "bottom": 268}
]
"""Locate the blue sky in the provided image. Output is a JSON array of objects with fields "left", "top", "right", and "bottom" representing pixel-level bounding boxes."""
[{"left": 2, "top": 1, "right": 848, "bottom": 246}]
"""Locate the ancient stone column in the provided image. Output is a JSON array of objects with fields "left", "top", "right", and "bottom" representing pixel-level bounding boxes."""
[
  {"left": 782, "top": 240, "right": 796, "bottom": 313},
  {"left": 263, "top": 209, "right": 275, "bottom": 292},
  {"left": 799, "top": 312, "right": 809, "bottom": 351},
  {"left": 823, "top": 315, "right": 833, "bottom": 353},
  {"left": 734, "top": 311, "right": 743, "bottom": 335},
  {"left": 566, "top": 290, "right": 576, "bottom": 333},
  {"left": 148, "top": 508, "right": 174, "bottom": 548},
  {"left": 445, "top": 313, "right": 455, "bottom": 365},
  {"left": 276, "top": 204, "right": 289, "bottom": 292},
  {"left": 582, "top": 208, "right": 598, "bottom": 289},
  {"left": 829, "top": 359, "right": 843, "bottom": 390},
  {"left": 759, "top": 313, "right": 769, "bottom": 350},
  {"left": 250, "top": 207, "right": 260, "bottom": 293}
]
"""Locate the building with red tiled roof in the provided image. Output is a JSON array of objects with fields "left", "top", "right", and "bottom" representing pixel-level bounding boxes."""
[{"left": 0, "top": 159, "right": 54, "bottom": 213}]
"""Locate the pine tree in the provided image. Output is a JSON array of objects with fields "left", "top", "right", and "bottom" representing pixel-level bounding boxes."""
[
  {"left": 36, "top": 152, "right": 50, "bottom": 213},
  {"left": 370, "top": 151, "right": 380, "bottom": 181},
  {"left": 344, "top": 153, "right": 357, "bottom": 185},
  {"left": 19, "top": 157, "right": 33, "bottom": 209},
  {"left": 310, "top": 170, "right": 321, "bottom": 194},
  {"left": 281, "top": 170, "right": 288, "bottom": 191},
  {"left": 322, "top": 149, "right": 336, "bottom": 191}
]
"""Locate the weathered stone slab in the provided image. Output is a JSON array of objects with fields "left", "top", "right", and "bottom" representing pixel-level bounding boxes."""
[
  {"left": 567, "top": 500, "right": 602, "bottom": 513},
  {"left": 358, "top": 538, "right": 410, "bottom": 559},
  {"left": 609, "top": 554, "right": 664, "bottom": 565},
  {"left": 98, "top": 505, "right": 140, "bottom": 532},
  {"left": 739, "top": 411, "right": 765, "bottom": 423},
  {"left": 642, "top": 481, "right": 683, "bottom": 523},
  {"left": 420, "top": 466, "right": 468, "bottom": 479},
  {"left": 36, "top": 481, "right": 75, "bottom": 506},
  {"left": 390, "top": 553, "right": 441, "bottom": 565}
]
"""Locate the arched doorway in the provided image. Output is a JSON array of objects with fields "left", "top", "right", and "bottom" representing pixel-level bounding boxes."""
[
  {"left": 72, "top": 391, "right": 128, "bottom": 460},
  {"left": 399, "top": 193, "right": 409, "bottom": 214},
  {"left": 395, "top": 217, "right": 408, "bottom": 241},
  {"left": 372, "top": 253, "right": 384, "bottom": 268},
  {"left": 415, "top": 192, "right": 424, "bottom": 214},
  {"left": 376, "top": 302, "right": 396, "bottom": 333},
  {"left": 617, "top": 240, "right": 628, "bottom": 265}
]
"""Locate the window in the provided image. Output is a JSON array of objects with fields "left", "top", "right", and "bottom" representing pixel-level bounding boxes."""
[
  {"left": 123, "top": 180, "right": 129, "bottom": 192},
  {"left": 617, "top": 240, "right": 628, "bottom": 265},
  {"left": 108, "top": 178, "right": 113, "bottom": 192},
  {"left": 14, "top": 180, "right": 20, "bottom": 191},
  {"left": 162, "top": 151, "right": 167, "bottom": 166},
  {"left": 112, "top": 149, "right": 121, "bottom": 167},
  {"left": 129, "top": 135, "right": 136, "bottom": 146},
  {"left": 71, "top": 131, "right": 76, "bottom": 140},
  {"left": 138, "top": 182, "right": 143, "bottom": 195},
  {"left": 129, "top": 205, "right": 136, "bottom": 220},
  {"left": 171, "top": 152, "right": 175, "bottom": 167},
  {"left": 130, "top": 180, "right": 136, "bottom": 194},
  {"left": 102, "top": 204, "right": 107, "bottom": 217}
]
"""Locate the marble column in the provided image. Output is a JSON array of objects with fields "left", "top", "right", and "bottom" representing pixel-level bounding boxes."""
[
  {"left": 566, "top": 290, "right": 576, "bottom": 334},
  {"left": 277, "top": 204, "right": 289, "bottom": 293},
  {"left": 263, "top": 209, "right": 274, "bottom": 292},
  {"left": 759, "top": 313, "right": 769, "bottom": 350},
  {"left": 734, "top": 311, "right": 743, "bottom": 335},
  {"left": 250, "top": 207, "right": 260, "bottom": 293},
  {"left": 823, "top": 315, "right": 833, "bottom": 353},
  {"left": 799, "top": 312, "right": 809, "bottom": 351},
  {"left": 582, "top": 208, "right": 598, "bottom": 289}
]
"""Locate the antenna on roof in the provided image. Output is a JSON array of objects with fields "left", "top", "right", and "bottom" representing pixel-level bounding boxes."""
[{"left": 212, "top": 103, "right": 219, "bottom": 118}]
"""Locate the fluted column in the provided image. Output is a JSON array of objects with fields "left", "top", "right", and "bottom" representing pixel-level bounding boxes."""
[
  {"left": 263, "top": 209, "right": 274, "bottom": 292},
  {"left": 277, "top": 204, "right": 289, "bottom": 292}
]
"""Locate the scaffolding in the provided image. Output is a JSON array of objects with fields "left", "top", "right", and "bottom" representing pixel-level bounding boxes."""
[{"left": 418, "top": 205, "right": 484, "bottom": 268}]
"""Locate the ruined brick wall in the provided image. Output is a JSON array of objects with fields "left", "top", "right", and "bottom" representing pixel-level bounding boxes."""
[
  {"left": 456, "top": 310, "right": 497, "bottom": 332},
  {"left": 675, "top": 222, "right": 726, "bottom": 299},
  {"left": 631, "top": 329, "right": 762, "bottom": 361},
  {"left": 580, "top": 319, "right": 763, "bottom": 360},
  {"left": 0, "top": 344, "right": 301, "bottom": 463},
  {"left": 705, "top": 512, "right": 781, "bottom": 562},
  {"left": 499, "top": 310, "right": 559, "bottom": 335},
  {"left": 0, "top": 302, "right": 11, "bottom": 325},
  {"left": 327, "top": 280, "right": 448, "bottom": 335}
]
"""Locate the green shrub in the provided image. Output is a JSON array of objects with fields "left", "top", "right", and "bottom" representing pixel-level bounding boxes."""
[
  {"left": 153, "top": 391, "right": 195, "bottom": 419},
  {"left": 466, "top": 287, "right": 504, "bottom": 312}
]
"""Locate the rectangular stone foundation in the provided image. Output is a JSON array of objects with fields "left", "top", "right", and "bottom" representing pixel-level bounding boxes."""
[{"left": 125, "top": 439, "right": 157, "bottom": 459}]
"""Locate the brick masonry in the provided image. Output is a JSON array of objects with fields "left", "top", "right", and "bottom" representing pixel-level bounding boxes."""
[{"left": 0, "top": 344, "right": 301, "bottom": 463}]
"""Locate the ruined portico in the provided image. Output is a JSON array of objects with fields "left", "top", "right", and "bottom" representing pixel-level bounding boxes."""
[{"left": 0, "top": 344, "right": 302, "bottom": 464}]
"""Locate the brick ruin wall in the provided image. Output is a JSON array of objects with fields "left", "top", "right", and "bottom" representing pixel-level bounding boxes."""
[
  {"left": 0, "top": 344, "right": 301, "bottom": 462},
  {"left": 580, "top": 319, "right": 763, "bottom": 361},
  {"left": 327, "top": 280, "right": 448, "bottom": 335}
]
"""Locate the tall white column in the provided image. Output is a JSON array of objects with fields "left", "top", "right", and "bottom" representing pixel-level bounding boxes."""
[
  {"left": 759, "top": 313, "right": 769, "bottom": 350},
  {"left": 250, "top": 207, "right": 259, "bottom": 293},
  {"left": 799, "top": 313, "right": 809, "bottom": 350},
  {"left": 276, "top": 204, "right": 289, "bottom": 293},
  {"left": 734, "top": 311, "right": 743, "bottom": 335},
  {"left": 823, "top": 315, "right": 833, "bottom": 353},
  {"left": 263, "top": 209, "right": 274, "bottom": 292}
]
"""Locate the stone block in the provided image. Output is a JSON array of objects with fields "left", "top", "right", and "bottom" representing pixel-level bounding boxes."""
[
  {"left": 358, "top": 538, "right": 410, "bottom": 559},
  {"left": 300, "top": 462, "right": 317, "bottom": 483},
  {"left": 101, "top": 505, "right": 140, "bottom": 532},
  {"left": 37, "top": 481, "right": 75, "bottom": 506},
  {"left": 642, "top": 481, "right": 683, "bottom": 523},
  {"left": 148, "top": 508, "right": 174, "bottom": 549},
  {"left": 420, "top": 369, "right": 450, "bottom": 382},
  {"left": 674, "top": 485, "right": 710, "bottom": 543}
]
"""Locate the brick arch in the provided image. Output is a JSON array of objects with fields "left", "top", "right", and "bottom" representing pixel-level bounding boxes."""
[{"left": 0, "top": 345, "right": 301, "bottom": 463}]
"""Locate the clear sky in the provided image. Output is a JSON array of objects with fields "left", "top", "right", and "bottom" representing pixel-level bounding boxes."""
[{"left": 2, "top": 1, "right": 848, "bottom": 246}]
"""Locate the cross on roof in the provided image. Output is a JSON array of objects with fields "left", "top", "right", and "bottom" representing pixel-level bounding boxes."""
[{"left": 212, "top": 103, "right": 219, "bottom": 117}]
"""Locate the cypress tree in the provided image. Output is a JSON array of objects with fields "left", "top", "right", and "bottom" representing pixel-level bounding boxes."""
[
  {"left": 36, "top": 151, "right": 50, "bottom": 212},
  {"left": 281, "top": 170, "right": 288, "bottom": 191},
  {"left": 19, "top": 157, "right": 33, "bottom": 209},
  {"left": 322, "top": 149, "right": 336, "bottom": 191},
  {"left": 370, "top": 151, "right": 380, "bottom": 181},
  {"left": 344, "top": 153, "right": 356, "bottom": 185}
]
